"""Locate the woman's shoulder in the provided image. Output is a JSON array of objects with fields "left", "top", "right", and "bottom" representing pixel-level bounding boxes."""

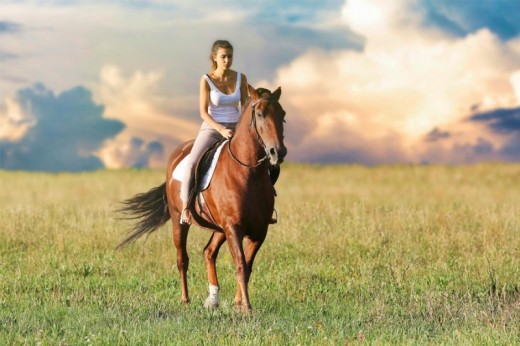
[
  {"left": 229, "top": 69, "right": 242, "bottom": 78},
  {"left": 226, "top": 70, "right": 246, "bottom": 82},
  {"left": 234, "top": 70, "right": 246, "bottom": 78}
]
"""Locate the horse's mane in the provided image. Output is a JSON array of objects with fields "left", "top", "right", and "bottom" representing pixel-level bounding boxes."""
[{"left": 255, "top": 87, "right": 272, "bottom": 98}]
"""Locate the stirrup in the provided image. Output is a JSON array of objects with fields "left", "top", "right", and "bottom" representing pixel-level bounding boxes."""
[
  {"left": 269, "top": 208, "right": 278, "bottom": 224},
  {"left": 180, "top": 208, "right": 192, "bottom": 225}
]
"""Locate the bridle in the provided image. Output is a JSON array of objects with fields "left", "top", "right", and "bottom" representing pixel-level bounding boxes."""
[{"left": 227, "top": 96, "right": 274, "bottom": 168}]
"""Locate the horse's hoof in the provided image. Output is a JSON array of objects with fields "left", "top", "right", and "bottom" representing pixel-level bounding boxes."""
[
  {"left": 181, "top": 298, "right": 190, "bottom": 305},
  {"left": 233, "top": 302, "right": 252, "bottom": 315},
  {"left": 204, "top": 297, "right": 219, "bottom": 309},
  {"left": 241, "top": 305, "right": 252, "bottom": 316}
]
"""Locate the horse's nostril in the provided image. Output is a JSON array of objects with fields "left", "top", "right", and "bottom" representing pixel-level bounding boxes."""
[{"left": 269, "top": 148, "right": 277, "bottom": 156}]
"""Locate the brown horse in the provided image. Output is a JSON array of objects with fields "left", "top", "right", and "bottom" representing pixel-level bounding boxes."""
[{"left": 118, "top": 86, "right": 286, "bottom": 313}]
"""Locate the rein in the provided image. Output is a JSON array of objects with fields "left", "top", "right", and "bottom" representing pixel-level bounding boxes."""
[{"left": 227, "top": 96, "right": 272, "bottom": 168}]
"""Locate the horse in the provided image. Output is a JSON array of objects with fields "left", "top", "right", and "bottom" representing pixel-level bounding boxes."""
[{"left": 117, "top": 86, "right": 287, "bottom": 313}]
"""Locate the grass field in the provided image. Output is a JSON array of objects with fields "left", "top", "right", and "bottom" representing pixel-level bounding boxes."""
[{"left": 1, "top": 164, "right": 520, "bottom": 344}]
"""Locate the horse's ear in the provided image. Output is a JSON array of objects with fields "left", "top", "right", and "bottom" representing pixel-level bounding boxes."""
[
  {"left": 272, "top": 87, "right": 282, "bottom": 101},
  {"left": 248, "top": 84, "right": 259, "bottom": 100}
]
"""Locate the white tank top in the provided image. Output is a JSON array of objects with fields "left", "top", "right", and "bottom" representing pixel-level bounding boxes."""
[{"left": 203, "top": 72, "right": 241, "bottom": 123}]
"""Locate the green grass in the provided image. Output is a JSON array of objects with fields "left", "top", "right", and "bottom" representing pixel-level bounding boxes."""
[{"left": 1, "top": 164, "right": 519, "bottom": 344}]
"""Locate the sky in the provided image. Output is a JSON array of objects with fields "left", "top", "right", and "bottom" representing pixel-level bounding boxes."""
[{"left": 1, "top": 0, "right": 520, "bottom": 171}]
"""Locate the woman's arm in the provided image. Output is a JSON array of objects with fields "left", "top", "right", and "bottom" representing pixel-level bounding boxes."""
[{"left": 240, "top": 73, "right": 249, "bottom": 105}]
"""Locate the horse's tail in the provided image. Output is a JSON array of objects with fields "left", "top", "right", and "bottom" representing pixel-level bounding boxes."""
[{"left": 117, "top": 182, "right": 170, "bottom": 249}]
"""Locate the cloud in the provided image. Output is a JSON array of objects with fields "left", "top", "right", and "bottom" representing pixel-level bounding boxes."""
[
  {"left": 94, "top": 65, "right": 199, "bottom": 168},
  {"left": 0, "top": 1, "right": 361, "bottom": 105},
  {"left": 0, "top": 96, "right": 33, "bottom": 141},
  {"left": 100, "top": 137, "right": 164, "bottom": 168},
  {"left": 470, "top": 106, "right": 520, "bottom": 133},
  {"left": 2, "top": 0, "right": 520, "bottom": 167},
  {"left": 0, "top": 51, "right": 19, "bottom": 61},
  {"left": 468, "top": 106, "right": 520, "bottom": 160},
  {"left": 0, "top": 64, "right": 201, "bottom": 171},
  {"left": 425, "top": 128, "right": 451, "bottom": 142},
  {"left": 0, "top": 21, "right": 21, "bottom": 66},
  {"left": 263, "top": 0, "right": 520, "bottom": 164},
  {"left": 473, "top": 137, "right": 494, "bottom": 155},
  {"left": 0, "top": 21, "right": 22, "bottom": 34},
  {"left": 417, "top": 103, "right": 520, "bottom": 163},
  {"left": 420, "top": 6, "right": 466, "bottom": 38},
  {"left": 419, "top": 130, "right": 501, "bottom": 164},
  {"left": 0, "top": 0, "right": 362, "bottom": 168},
  {"left": 421, "top": 1, "right": 520, "bottom": 40},
  {"left": 500, "top": 136, "right": 520, "bottom": 159},
  {"left": 0, "top": 83, "right": 124, "bottom": 171}
]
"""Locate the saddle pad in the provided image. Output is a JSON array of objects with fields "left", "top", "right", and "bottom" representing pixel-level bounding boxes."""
[{"left": 171, "top": 140, "right": 228, "bottom": 191}]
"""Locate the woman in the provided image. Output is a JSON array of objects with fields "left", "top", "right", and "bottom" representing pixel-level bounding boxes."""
[{"left": 180, "top": 39, "right": 249, "bottom": 224}]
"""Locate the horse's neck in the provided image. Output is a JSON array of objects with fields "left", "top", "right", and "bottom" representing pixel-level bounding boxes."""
[{"left": 230, "top": 108, "right": 265, "bottom": 169}]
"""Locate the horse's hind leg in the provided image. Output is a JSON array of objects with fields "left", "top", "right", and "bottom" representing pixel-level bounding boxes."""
[
  {"left": 233, "top": 236, "right": 265, "bottom": 308},
  {"left": 172, "top": 219, "right": 190, "bottom": 304},
  {"left": 203, "top": 232, "right": 226, "bottom": 308}
]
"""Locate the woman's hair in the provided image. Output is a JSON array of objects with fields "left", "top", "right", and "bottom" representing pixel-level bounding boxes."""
[{"left": 210, "top": 40, "right": 233, "bottom": 71}]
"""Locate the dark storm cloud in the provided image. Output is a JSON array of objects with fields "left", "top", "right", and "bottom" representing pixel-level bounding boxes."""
[
  {"left": 470, "top": 107, "right": 520, "bottom": 133},
  {"left": 422, "top": 1, "right": 520, "bottom": 40},
  {"left": 0, "top": 83, "right": 125, "bottom": 171},
  {"left": 425, "top": 127, "right": 451, "bottom": 142},
  {"left": 470, "top": 107, "right": 520, "bottom": 160},
  {"left": 419, "top": 106, "right": 520, "bottom": 163}
]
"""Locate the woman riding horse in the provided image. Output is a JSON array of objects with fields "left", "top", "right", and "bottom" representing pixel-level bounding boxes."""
[{"left": 118, "top": 40, "right": 287, "bottom": 314}]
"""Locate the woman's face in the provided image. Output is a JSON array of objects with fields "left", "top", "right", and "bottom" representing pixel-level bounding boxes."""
[{"left": 213, "top": 48, "right": 233, "bottom": 70}]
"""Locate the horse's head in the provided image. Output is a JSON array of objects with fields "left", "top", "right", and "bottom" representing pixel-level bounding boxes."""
[{"left": 248, "top": 86, "right": 287, "bottom": 165}]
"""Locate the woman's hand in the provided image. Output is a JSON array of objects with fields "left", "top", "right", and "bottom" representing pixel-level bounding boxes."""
[{"left": 220, "top": 128, "right": 234, "bottom": 139}]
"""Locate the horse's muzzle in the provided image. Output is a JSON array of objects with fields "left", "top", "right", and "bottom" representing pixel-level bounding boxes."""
[{"left": 268, "top": 146, "right": 287, "bottom": 165}]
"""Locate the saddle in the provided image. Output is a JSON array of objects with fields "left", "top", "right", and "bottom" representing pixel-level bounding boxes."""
[
  {"left": 186, "top": 138, "right": 227, "bottom": 231},
  {"left": 194, "top": 138, "right": 227, "bottom": 192}
]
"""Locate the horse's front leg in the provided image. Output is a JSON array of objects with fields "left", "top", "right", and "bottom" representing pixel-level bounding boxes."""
[
  {"left": 225, "top": 227, "right": 251, "bottom": 313},
  {"left": 172, "top": 219, "right": 191, "bottom": 304},
  {"left": 203, "top": 232, "right": 226, "bottom": 308},
  {"left": 233, "top": 236, "right": 266, "bottom": 308}
]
